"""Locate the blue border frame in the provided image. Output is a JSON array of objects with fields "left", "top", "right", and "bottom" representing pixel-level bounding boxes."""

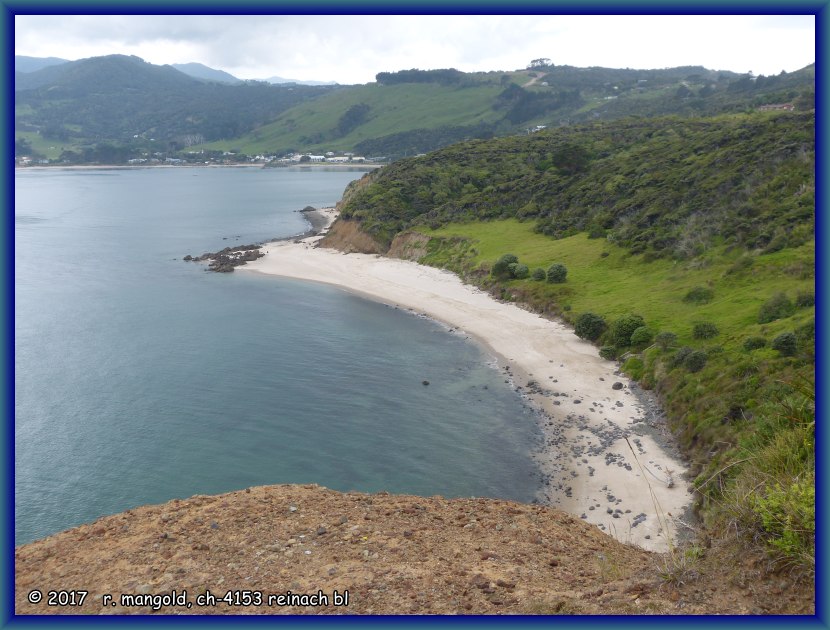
[{"left": 4, "top": 1, "right": 825, "bottom": 628}]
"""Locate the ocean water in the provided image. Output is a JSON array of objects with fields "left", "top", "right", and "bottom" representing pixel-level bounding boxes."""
[{"left": 14, "top": 166, "right": 542, "bottom": 545}]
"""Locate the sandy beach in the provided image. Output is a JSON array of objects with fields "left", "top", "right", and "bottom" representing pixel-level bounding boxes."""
[{"left": 242, "top": 210, "right": 692, "bottom": 552}]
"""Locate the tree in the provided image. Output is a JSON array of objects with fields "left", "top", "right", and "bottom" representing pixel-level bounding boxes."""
[
  {"left": 546, "top": 263, "right": 567, "bottom": 283},
  {"left": 610, "top": 314, "right": 645, "bottom": 347},
  {"left": 574, "top": 312, "right": 607, "bottom": 341},
  {"left": 772, "top": 332, "right": 797, "bottom": 357},
  {"left": 528, "top": 58, "right": 551, "bottom": 69}
]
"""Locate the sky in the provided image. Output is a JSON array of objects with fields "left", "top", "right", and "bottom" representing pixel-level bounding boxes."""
[{"left": 14, "top": 14, "right": 816, "bottom": 84}]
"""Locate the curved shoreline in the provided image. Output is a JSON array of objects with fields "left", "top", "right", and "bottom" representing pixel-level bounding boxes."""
[{"left": 241, "top": 213, "right": 693, "bottom": 552}]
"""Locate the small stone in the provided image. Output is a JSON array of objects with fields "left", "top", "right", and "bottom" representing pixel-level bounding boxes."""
[
  {"left": 422, "top": 380, "right": 430, "bottom": 386},
  {"left": 612, "top": 382, "right": 624, "bottom": 390}
]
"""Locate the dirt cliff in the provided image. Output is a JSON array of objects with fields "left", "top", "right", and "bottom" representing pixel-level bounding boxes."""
[{"left": 14, "top": 484, "right": 812, "bottom": 615}]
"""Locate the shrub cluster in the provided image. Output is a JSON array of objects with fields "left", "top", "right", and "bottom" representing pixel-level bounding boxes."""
[
  {"left": 692, "top": 322, "right": 719, "bottom": 339},
  {"left": 491, "top": 254, "right": 532, "bottom": 281},
  {"left": 509, "top": 262, "right": 529, "bottom": 279},
  {"left": 491, "top": 253, "right": 519, "bottom": 279},
  {"left": 531, "top": 267, "right": 546, "bottom": 281},
  {"left": 546, "top": 263, "right": 568, "bottom": 283},
  {"left": 758, "top": 292, "right": 795, "bottom": 324},
  {"left": 743, "top": 336, "right": 767, "bottom": 351},
  {"left": 684, "top": 350, "right": 708, "bottom": 372},
  {"left": 683, "top": 286, "right": 714, "bottom": 304},
  {"left": 795, "top": 291, "right": 815, "bottom": 308},
  {"left": 574, "top": 312, "right": 607, "bottom": 341},
  {"left": 609, "top": 314, "right": 645, "bottom": 347},
  {"left": 771, "top": 331, "right": 798, "bottom": 357}
]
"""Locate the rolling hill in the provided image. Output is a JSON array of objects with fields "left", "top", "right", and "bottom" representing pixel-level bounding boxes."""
[
  {"left": 15, "top": 56, "right": 814, "bottom": 164},
  {"left": 14, "top": 55, "right": 336, "bottom": 159}
]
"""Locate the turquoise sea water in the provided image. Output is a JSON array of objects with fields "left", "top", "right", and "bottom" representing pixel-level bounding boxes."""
[{"left": 14, "top": 167, "right": 542, "bottom": 545}]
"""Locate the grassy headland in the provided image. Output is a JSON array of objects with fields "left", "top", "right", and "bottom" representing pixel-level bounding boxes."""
[{"left": 327, "top": 110, "right": 816, "bottom": 572}]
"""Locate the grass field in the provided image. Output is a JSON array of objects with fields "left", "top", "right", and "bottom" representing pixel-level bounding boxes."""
[
  {"left": 421, "top": 219, "right": 814, "bottom": 353},
  {"left": 201, "top": 82, "right": 508, "bottom": 155}
]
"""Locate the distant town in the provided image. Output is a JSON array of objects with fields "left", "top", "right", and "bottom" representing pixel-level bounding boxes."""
[{"left": 16, "top": 149, "right": 389, "bottom": 168}]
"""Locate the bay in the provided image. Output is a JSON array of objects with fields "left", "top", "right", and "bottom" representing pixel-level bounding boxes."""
[{"left": 14, "top": 166, "right": 542, "bottom": 545}]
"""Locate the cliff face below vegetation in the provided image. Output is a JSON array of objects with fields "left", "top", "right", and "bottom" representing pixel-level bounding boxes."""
[
  {"left": 318, "top": 218, "right": 386, "bottom": 254},
  {"left": 15, "top": 484, "right": 812, "bottom": 615}
]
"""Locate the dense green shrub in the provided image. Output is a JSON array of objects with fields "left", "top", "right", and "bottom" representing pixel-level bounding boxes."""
[
  {"left": 684, "top": 350, "right": 708, "bottom": 372},
  {"left": 796, "top": 291, "right": 815, "bottom": 308},
  {"left": 546, "top": 263, "right": 568, "bottom": 283},
  {"left": 655, "top": 331, "right": 678, "bottom": 351},
  {"left": 574, "top": 312, "right": 607, "bottom": 341},
  {"left": 492, "top": 253, "right": 518, "bottom": 279},
  {"left": 599, "top": 345, "right": 618, "bottom": 360},
  {"left": 671, "top": 346, "right": 694, "bottom": 368},
  {"left": 772, "top": 332, "right": 798, "bottom": 357},
  {"left": 512, "top": 263, "right": 529, "bottom": 279},
  {"left": 758, "top": 292, "right": 795, "bottom": 324},
  {"left": 610, "top": 314, "right": 646, "bottom": 347},
  {"left": 743, "top": 336, "right": 767, "bottom": 351},
  {"left": 683, "top": 286, "right": 714, "bottom": 304},
  {"left": 693, "top": 322, "right": 719, "bottom": 339},
  {"left": 531, "top": 267, "right": 546, "bottom": 281},
  {"left": 630, "top": 326, "right": 655, "bottom": 349}
]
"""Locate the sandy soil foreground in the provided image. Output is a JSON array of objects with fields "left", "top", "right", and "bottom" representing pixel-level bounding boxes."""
[
  {"left": 242, "top": 211, "right": 692, "bottom": 553},
  {"left": 19, "top": 484, "right": 804, "bottom": 615}
]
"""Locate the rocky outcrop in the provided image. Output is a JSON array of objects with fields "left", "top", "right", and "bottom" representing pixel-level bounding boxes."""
[{"left": 184, "top": 245, "right": 265, "bottom": 272}]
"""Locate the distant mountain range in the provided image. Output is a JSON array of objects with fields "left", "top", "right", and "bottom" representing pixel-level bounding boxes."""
[
  {"left": 14, "top": 55, "right": 69, "bottom": 73},
  {"left": 170, "top": 62, "right": 241, "bottom": 84},
  {"left": 16, "top": 55, "right": 336, "bottom": 86},
  {"left": 14, "top": 54, "right": 814, "bottom": 163}
]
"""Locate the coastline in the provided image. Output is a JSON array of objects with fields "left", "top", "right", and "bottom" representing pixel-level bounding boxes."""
[
  {"left": 241, "top": 211, "right": 693, "bottom": 553},
  {"left": 15, "top": 163, "right": 382, "bottom": 172}
]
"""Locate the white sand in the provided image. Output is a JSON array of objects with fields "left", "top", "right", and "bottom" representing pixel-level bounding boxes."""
[{"left": 242, "top": 211, "right": 692, "bottom": 552}]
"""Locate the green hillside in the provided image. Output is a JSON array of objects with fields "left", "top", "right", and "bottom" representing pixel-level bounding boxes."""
[
  {"left": 14, "top": 55, "right": 333, "bottom": 157},
  {"left": 200, "top": 76, "right": 514, "bottom": 155},
  {"left": 16, "top": 58, "right": 813, "bottom": 165},
  {"left": 203, "top": 64, "right": 813, "bottom": 159},
  {"left": 329, "top": 110, "right": 816, "bottom": 571}
]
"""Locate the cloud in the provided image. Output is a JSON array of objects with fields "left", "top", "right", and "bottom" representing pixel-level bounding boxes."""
[{"left": 14, "top": 14, "right": 815, "bottom": 84}]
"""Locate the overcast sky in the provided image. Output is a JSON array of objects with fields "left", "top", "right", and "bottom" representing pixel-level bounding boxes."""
[{"left": 15, "top": 14, "right": 815, "bottom": 84}]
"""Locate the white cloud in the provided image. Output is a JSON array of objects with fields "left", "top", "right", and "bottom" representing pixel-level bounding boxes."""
[{"left": 14, "top": 14, "right": 815, "bottom": 84}]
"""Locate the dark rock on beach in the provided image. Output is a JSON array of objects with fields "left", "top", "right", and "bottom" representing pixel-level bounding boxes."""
[{"left": 183, "top": 243, "right": 264, "bottom": 272}]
